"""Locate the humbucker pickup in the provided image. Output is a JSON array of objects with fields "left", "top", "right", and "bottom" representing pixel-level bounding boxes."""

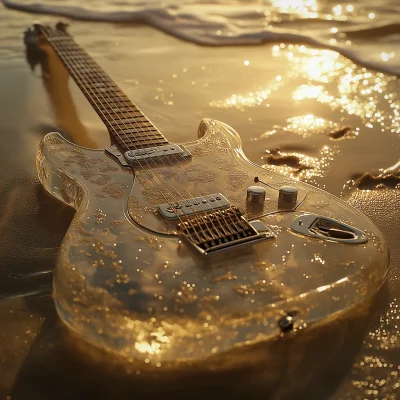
[
  {"left": 158, "top": 193, "right": 230, "bottom": 220},
  {"left": 124, "top": 144, "right": 191, "bottom": 167}
]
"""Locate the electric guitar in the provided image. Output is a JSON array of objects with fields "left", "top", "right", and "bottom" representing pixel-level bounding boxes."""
[{"left": 26, "top": 23, "right": 389, "bottom": 368}]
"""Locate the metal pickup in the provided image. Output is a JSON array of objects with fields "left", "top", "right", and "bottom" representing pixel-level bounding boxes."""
[
  {"left": 158, "top": 193, "right": 230, "bottom": 220},
  {"left": 124, "top": 144, "right": 191, "bottom": 167}
]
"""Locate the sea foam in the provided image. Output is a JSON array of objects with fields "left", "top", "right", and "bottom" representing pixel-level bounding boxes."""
[{"left": 3, "top": 0, "right": 399, "bottom": 76}]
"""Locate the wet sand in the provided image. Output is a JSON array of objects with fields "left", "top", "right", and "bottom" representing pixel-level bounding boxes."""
[{"left": 0, "top": 8, "right": 400, "bottom": 399}]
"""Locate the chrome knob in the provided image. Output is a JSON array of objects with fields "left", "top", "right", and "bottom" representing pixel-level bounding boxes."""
[
  {"left": 246, "top": 186, "right": 266, "bottom": 207},
  {"left": 278, "top": 186, "right": 298, "bottom": 208}
]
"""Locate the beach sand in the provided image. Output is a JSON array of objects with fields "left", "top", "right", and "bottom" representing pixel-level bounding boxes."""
[{"left": 0, "top": 7, "right": 400, "bottom": 399}]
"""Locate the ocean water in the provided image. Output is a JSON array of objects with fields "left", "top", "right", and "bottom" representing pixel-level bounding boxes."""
[{"left": 3, "top": 0, "right": 400, "bottom": 76}]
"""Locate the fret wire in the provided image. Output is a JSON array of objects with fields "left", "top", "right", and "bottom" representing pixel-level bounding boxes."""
[
  {"left": 117, "top": 129, "right": 161, "bottom": 135},
  {"left": 106, "top": 112, "right": 146, "bottom": 120},
  {"left": 54, "top": 30, "right": 232, "bottom": 231},
  {"left": 43, "top": 28, "right": 217, "bottom": 245},
  {"left": 55, "top": 38, "right": 239, "bottom": 235},
  {"left": 45, "top": 28, "right": 231, "bottom": 240},
  {"left": 97, "top": 114, "right": 152, "bottom": 123},
  {"left": 113, "top": 133, "right": 166, "bottom": 140},
  {"left": 53, "top": 39, "right": 168, "bottom": 148},
  {"left": 119, "top": 138, "right": 168, "bottom": 143},
  {"left": 114, "top": 138, "right": 167, "bottom": 145},
  {"left": 114, "top": 135, "right": 167, "bottom": 142},
  {"left": 108, "top": 118, "right": 153, "bottom": 125},
  {"left": 114, "top": 128, "right": 161, "bottom": 135},
  {"left": 113, "top": 133, "right": 167, "bottom": 140}
]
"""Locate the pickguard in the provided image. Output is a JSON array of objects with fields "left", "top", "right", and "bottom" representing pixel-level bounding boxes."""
[
  {"left": 37, "top": 122, "right": 389, "bottom": 364},
  {"left": 127, "top": 131, "right": 286, "bottom": 235}
]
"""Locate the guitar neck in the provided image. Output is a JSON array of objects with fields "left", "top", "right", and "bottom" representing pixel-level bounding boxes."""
[{"left": 43, "top": 30, "right": 169, "bottom": 152}]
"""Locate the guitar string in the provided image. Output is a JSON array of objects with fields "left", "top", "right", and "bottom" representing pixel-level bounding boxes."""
[
  {"left": 40, "top": 27, "right": 207, "bottom": 245},
  {"left": 56, "top": 47, "right": 228, "bottom": 242},
  {"left": 49, "top": 33, "right": 227, "bottom": 244},
  {"left": 48, "top": 29, "right": 241, "bottom": 245},
  {"left": 55, "top": 32, "right": 242, "bottom": 239},
  {"left": 51, "top": 39, "right": 238, "bottom": 242},
  {"left": 47, "top": 29, "right": 240, "bottom": 242},
  {"left": 72, "top": 54, "right": 241, "bottom": 240},
  {"left": 46, "top": 28, "right": 245, "bottom": 243}
]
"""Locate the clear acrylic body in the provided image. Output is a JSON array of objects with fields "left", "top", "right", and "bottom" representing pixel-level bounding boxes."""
[{"left": 36, "top": 118, "right": 389, "bottom": 368}]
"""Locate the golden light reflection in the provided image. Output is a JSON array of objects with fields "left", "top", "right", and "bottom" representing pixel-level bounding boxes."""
[
  {"left": 381, "top": 52, "right": 395, "bottom": 62},
  {"left": 209, "top": 79, "right": 283, "bottom": 109},
  {"left": 316, "top": 284, "right": 330, "bottom": 293},
  {"left": 277, "top": 44, "right": 345, "bottom": 83},
  {"left": 345, "top": 301, "right": 400, "bottom": 399},
  {"left": 262, "top": 114, "right": 356, "bottom": 141},
  {"left": 271, "top": 0, "right": 318, "bottom": 17},
  {"left": 125, "top": 319, "right": 171, "bottom": 356},
  {"left": 258, "top": 110, "right": 360, "bottom": 183},
  {"left": 317, "top": 277, "right": 348, "bottom": 293},
  {"left": 273, "top": 44, "right": 400, "bottom": 134},
  {"left": 332, "top": 5, "right": 342, "bottom": 16},
  {"left": 380, "top": 160, "right": 400, "bottom": 175},
  {"left": 292, "top": 85, "right": 333, "bottom": 102},
  {"left": 312, "top": 253, "right": 326, "bottom": 264},
  {"left": 269, "top": 0, "right": 358, "bottom": 21},
  {"left": 134, "top": 339, "right": 162, "bottom": 355},
  {"left": 286, "top": 114, "right": 329, "bottom": 135},
  {"left": 262, "top": 143, "right": 340, "bottom": 184},
  {"left": 211, "top": 35, "right": 400, "bottom": 189}
]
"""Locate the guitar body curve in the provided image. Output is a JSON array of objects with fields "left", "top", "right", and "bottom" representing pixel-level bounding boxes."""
[{"left": 37, "top": 118, "right": 389, "bottom": 368}]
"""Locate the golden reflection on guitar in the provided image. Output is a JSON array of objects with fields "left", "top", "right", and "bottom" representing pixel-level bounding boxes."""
[{"left": 25, "top": 22, "right": 389, "bottom": 371}]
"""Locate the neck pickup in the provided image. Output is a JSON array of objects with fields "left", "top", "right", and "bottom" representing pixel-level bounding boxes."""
[
  {"left": 105, "top": 143, "right": 191, "bottom": 168},
  {"left": 125, "top": 144, "right": 191, "bottom": 167}
]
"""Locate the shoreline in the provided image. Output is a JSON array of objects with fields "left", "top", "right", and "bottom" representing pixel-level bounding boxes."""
[{"left": 3, "top": 0, "right": 400, "bottom": 78}]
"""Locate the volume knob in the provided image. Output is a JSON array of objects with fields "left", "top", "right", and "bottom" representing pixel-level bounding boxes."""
[
  {"left": 246, "top": 186, "right": 266, "bottom": 207},
  {"left": 278, "top": 186, "right": 298, "bottom": 208}
]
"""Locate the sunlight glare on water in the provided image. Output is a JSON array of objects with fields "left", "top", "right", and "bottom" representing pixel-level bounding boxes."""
[
  {"left": 271, "top": 0, "right": 319, "bottom": 17},
  {"left": 2, "top": 0, "right": 400, "bottom": 75}
]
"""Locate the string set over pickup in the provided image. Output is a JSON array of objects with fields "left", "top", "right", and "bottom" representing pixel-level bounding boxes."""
[
  {"left": 158, "top": 193, "right": 230, "bottom": 220},
  {"left": 124, "top": 144, "right": 192, "bottom": 167}
]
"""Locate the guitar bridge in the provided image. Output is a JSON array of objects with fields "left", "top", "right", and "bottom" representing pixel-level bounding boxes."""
[{"left": 178, "top": 206, "right": 275, "bottom": 256}]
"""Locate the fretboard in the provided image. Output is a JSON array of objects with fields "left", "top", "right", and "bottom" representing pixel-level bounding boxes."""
[{"left": 44, "top": 34, "right": 169, "bottom": 152}]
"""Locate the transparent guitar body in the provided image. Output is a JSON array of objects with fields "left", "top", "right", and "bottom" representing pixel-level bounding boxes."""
[{"left": 36, "top": 119, "right": 389, "bottom": 369}]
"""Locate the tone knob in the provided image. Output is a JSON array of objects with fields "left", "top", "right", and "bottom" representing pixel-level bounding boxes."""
[
  {"left": 246, "top": 186, "right": 266, "bottom": 207},
  {"left": 278, "top": 186, "right": 298, "bottom": 208}
]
